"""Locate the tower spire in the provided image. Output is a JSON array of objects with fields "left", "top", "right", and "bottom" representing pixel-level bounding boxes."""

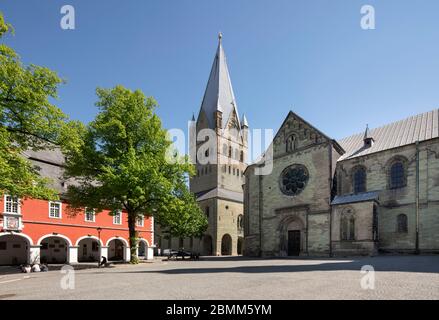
[
  {"left": 196, "top": 33, "right": 240, "bottom": 130},
  {"left": 363, "top": 124, "right": 374, "bottom": 148}
]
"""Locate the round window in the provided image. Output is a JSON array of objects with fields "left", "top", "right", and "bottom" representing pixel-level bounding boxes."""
[{"left": 280, "top": 164, "right": 309, "bottom": 196}]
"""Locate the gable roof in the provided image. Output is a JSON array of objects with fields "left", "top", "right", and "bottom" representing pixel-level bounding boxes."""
[
  {"left": 274, "top": 111, "right": 345, "bottom": 155},
  {"left": 338, "top": 109, "right": 439, "bottom": 161},
  {"left": 198, "top": 34, "right": 241, "bottom": 129}
]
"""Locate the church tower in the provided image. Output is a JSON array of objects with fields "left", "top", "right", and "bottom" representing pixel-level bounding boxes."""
[{"left": 190, "top": 33, "right": 248, "bottom": 256}]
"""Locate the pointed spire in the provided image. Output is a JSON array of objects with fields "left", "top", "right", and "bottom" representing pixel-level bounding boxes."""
[
  {"left": 241, "top": 114, "right": 249, "bottom": 128},
  {"left": 197, "top": 33, "right": 240, "bottom": 129},
  {"left": 191, "top": 112, "right": 195, "bottom": 121},
  {"left": 363, "top": 124, "right": 374, "bottom": 147},
  {"left": 364, "top": 124, "right": 371, "bottom": 140}
]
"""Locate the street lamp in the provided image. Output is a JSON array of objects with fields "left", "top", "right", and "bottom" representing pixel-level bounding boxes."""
[{"left": 97, "top": 227, "right": 102, "bottom": 267}]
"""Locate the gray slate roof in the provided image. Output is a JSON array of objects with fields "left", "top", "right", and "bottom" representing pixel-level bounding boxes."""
[
  {"left": 338, "top": 109, "right": 439, "bottom": 161},
  {"left": 196, "top": 187, "right": 243, "bottom": 203},
  {"left": 199, "top": 35, "right": 241, "bottom": 129},
  {"left": 331, "top": 191, "right": 379, "bottom": 205},
  {"left": 22, "top": 147, "right": 72, "bottom": 194},
  {"left": 23, "top": 147, "right": 65, "bottom": 166}
]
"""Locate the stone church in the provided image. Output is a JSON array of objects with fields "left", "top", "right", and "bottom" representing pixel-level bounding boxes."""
[
  {"left": 156, "top": 34, "right": 247, "bottom": 256},
  {"left": 244, "top": 110, "right": 439, "bottom": 256},
  {"left": 157, "top": 34, "right": 439, "bottom": 257}
]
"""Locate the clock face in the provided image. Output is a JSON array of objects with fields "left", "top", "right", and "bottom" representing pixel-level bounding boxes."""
[{"left": 280, "top": 164, "right": 309, "bottom": 196}]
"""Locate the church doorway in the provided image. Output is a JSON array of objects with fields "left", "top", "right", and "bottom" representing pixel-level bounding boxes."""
[
  {"left": 287, "top": 230, "right": 301, "bottom": 256},
  {"left": 221, "top": 234, "right": 232, "bottom": 255},
  {"left": 279, "top": 216, "right": 305, "bottom": 256}
]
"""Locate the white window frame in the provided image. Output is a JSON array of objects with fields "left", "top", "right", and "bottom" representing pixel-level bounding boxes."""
[
  {"left": 136, "top": 215, "right": 144, "bottom": 227},
  {"left": 48, "top": 201, "right": 62, "bottom": 219},
  {"left": 3, "top": 195, "right": 21, "bottom": 215},
  {"left": 113, "top": 210, "right": 122, "bottom": 225},
  {"left": 85, "top": 208, "right": 95, "bottom": 222}
]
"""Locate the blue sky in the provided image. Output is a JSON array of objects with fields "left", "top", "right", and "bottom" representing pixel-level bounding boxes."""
[{"left": 2, "top": 0, "right": 439, "bottom": 145}]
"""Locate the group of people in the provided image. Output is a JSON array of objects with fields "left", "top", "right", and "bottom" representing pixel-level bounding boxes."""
[
  {"left": 20, "top": 263, "right": 49, "bottom": 273},
  {"left": 19, "top": 256, "right": 108, "bottom": 273}
]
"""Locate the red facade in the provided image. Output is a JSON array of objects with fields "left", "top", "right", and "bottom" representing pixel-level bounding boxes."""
[{"left": 0, "top": 196, "right": 154, "bottom": 265}]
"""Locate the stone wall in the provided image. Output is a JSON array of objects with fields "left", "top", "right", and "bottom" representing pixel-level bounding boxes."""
[
  {"left": 245, "top": 140, "right": 336, "bottom": 256},
  {"left": 336, "top": 137, "right": 439, "bottom": 253},
  {"left": 331, "top": 202, "right": 377, "bottom": 256}
]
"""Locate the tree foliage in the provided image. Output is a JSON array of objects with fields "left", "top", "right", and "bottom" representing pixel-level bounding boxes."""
[
  {"left": 63, "top": 85, "right": 207, "bottom": 263},
  {"left": 0, "top": 12, "right": 68, "bottom": 199}
]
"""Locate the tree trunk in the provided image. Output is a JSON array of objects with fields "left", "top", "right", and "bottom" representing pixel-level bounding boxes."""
[{"left": 127, "top": 211, "right": 139, "bottom": 264}]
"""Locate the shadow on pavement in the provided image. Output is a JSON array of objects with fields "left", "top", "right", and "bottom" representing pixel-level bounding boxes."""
[{"left": 115, "top": 255, "right": 439, "bottom": 275}]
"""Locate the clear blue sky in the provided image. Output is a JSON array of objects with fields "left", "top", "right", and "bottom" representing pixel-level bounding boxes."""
[{"left": 2, "top": 0, "right": 439, "bottom": 143}]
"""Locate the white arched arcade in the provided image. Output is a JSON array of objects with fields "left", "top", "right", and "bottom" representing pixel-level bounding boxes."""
[
  {"left": 0, "top": 232, "right": 37, "bottom": 265},
  {"left": 106, "top": 237, "right": 130, "bottom": 262}
]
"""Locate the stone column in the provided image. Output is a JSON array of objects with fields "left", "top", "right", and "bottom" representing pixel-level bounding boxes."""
[
  {"left": 146, "top": 246, "right": 154, "bottom": 260},
  {"left": 29, "top": 245, "right": 41, "bottom": 264},
  {"left": 67, "top": 246, "right": 78, "bottom": 264},
  {"left": 124, "top": 246, "right": 131, "bottom": 262},
  {"left": 231, "top": 236, "right": 238, "bottom": 256},
  {"left": 100, "top": 246, "right": 109, "bottom": 260}
]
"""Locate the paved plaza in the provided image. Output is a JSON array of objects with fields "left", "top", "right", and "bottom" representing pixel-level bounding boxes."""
[{"left": 0, "top": 255, "right": 438, "bottom": 300}]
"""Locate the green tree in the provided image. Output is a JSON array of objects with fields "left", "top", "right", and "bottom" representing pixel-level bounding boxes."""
[
  {"left": 0, "top": 12, "right": 68, "bottom": 199},
  {"left": 156, "top": 181, "right": 208, "bottom": 247},
  {"left": 63, "top": 85, "right": 207, "bottom": 263}
]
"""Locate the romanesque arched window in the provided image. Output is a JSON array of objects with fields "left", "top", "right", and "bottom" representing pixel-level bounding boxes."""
[
  {"left": 228, "top": 146, "right": 232, "bottom": 158},
  {"left": 286, "top": 134, "right": 297, "bottom": 153},
  {"left": 237, "top": 214, "right": 243, "bottom": 231},
  {"left": 353, "top": 166, "right": 366, "bottom": 194},
  {"left": 390, "top": 161, "right": 405, "bottom": 189},
  {"left": 240, "top": 151, "right": 244, "bottom": 162},
  {"left": 235, "top": 148, "right": 240, "bottom": 160},
  {"left": 397, "top": 214, "right": 408, "bottom": 233},
  {"left": 341, "top": 208, "right": 355, "bottom": 241},
  {"left": 223, "top": 144, "right": 228, "bottom": 155},
  {"left": 341, "top": 217, "right": 348, "bottom": 240},
  {"left": 349, "top": 216, "right": 355, "bottom": 240}
]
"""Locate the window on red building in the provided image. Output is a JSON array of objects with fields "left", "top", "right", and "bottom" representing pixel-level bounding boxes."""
[
  {"left": 136, "top": 215, "right": 144, "bottom": 227},
  {"left": 4, "top": 195, "right": 20, "bottom": 214},
  {"left": 49, "top": 202, "right": 62, "bottom": 218},
  {"left": 113, "top": 210, "right": 122, "bottom": 225},
  {"left": 85, "top": 208, "right": 95, "bottom": 222}
]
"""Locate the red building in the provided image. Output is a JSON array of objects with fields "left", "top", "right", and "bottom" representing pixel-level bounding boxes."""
[{"left": 0, "top": 148, "right": 154, "bottom": 265}]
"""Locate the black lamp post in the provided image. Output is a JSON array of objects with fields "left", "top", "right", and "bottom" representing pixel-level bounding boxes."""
[{"left": 97, "top": 227, "right": 102, "bottom": 266}]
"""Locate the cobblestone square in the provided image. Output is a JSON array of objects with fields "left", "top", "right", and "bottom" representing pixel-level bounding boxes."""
[{"left": 0, "top": 255, "right": 438, "bottom": 300}]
